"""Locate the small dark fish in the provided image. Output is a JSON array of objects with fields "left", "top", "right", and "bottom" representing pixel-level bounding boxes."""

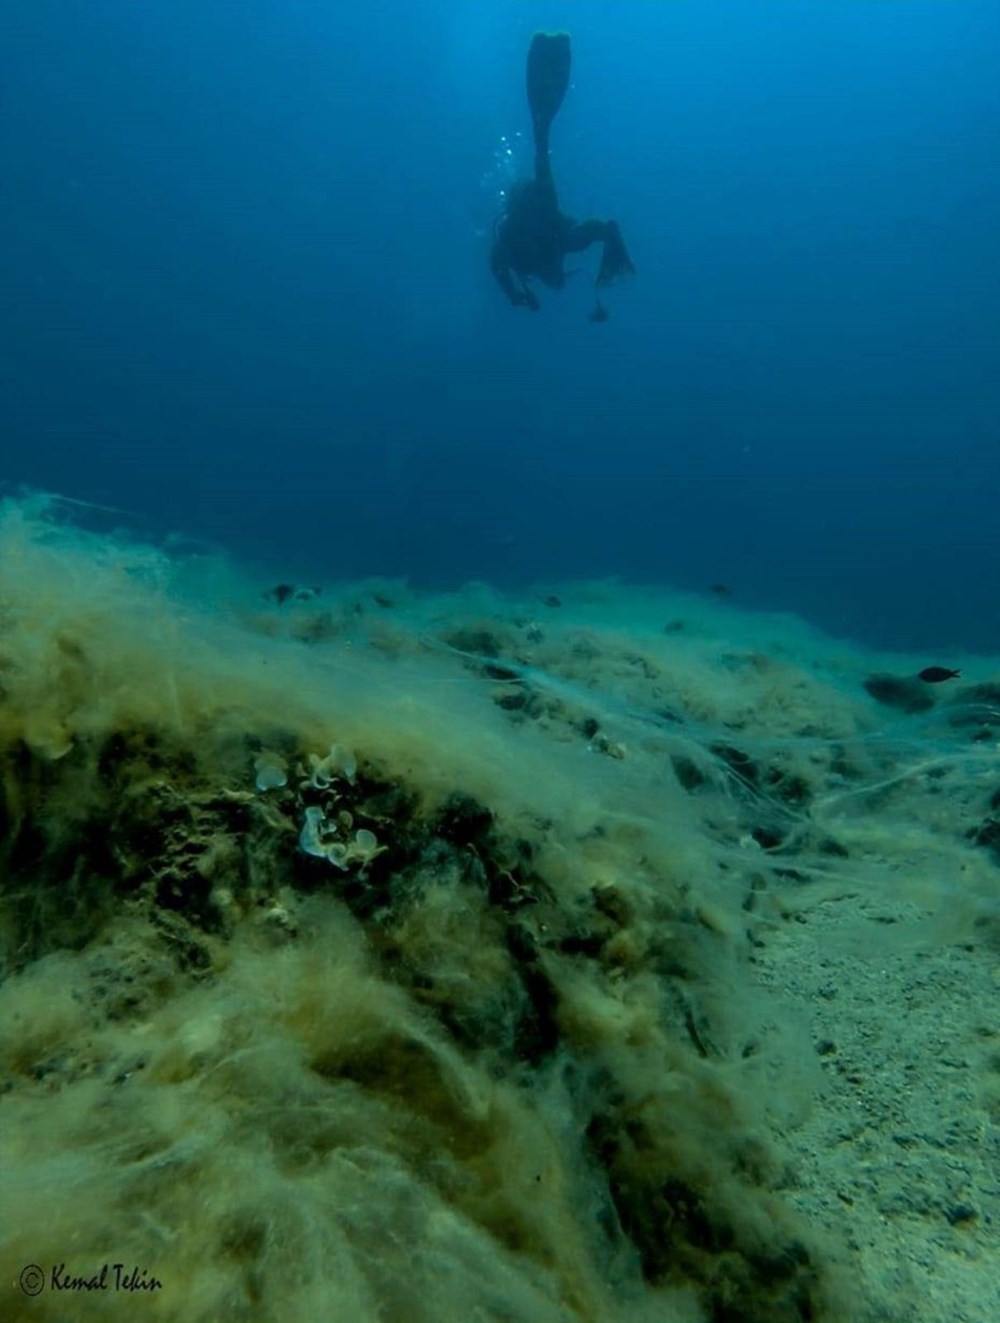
[
  {"left": 587, "top": 299, "right": 609, "bottom": 324},
  {"left": 709, "top": 583, "right": 731, "bottom": 598},
  {"left": 917, "top": 666, "right": 961, "bottom": 684},
  {"left": 543, "top": 594, "right": 562, "bottom": 608}
]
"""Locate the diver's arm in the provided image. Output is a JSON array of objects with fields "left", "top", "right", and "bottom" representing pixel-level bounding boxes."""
[
  {"left": 491, "top": 246, "right": 540, "bottom": 309},
  {"left": 491, "top": 246, "right": 520, "bottom": 303}
]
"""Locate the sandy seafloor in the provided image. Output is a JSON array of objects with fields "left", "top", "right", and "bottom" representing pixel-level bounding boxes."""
[{"left": 0, "top": 494, "right": 997, "bottom": 1323}]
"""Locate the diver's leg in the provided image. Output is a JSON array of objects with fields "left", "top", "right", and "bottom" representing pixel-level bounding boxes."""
[
  {"left": 527, "top": 33, "right": 571, "bottom": 139},
  {"left": 563, "top": 219, "right": 610, "bottom": 253},
  {"left": 527, "top": 32, "right": 570, "bottom": 194},
  {"left": 531, "top": 131, "right": 558, "bottom": 216},
  {"left": 564, "top": 218, "right": 636, "bottom": 284},
  {"left": 534, "top": 132, "right": 554, "bottom": 191}
]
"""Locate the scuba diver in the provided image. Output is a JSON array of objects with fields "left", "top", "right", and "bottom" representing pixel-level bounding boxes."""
[{"left": 491, "top": 31, "right": 635, "bottom": 316}]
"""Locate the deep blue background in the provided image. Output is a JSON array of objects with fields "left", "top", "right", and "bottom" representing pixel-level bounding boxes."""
[{"left": 2, "top": 2, "right": 998, "bottom": 651}]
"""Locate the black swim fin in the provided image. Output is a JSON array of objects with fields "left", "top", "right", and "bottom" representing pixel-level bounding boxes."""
[
  {"left": 526, "top": 32, "right": 571, "bottom": 138},
  {"left": 597, "top": 221, "right": 636, "bottom": 286}
]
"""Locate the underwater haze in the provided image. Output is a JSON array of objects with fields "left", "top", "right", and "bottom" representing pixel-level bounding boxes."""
[{"left": 3, "top": 0, "right": 999, "bottom": 651}]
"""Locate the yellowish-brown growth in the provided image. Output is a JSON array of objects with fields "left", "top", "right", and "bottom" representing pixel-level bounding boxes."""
[{"left": 3, "top": 495, "right": 995, "bottom": 1321}]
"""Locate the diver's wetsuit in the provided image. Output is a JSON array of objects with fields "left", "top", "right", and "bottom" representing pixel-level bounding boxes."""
[{"left": 491, "top": 32, "right": 634, "bottom": 311}]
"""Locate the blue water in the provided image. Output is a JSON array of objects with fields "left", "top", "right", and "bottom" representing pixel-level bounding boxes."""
[{"left": 3, "top": 1, "right": 998, "bottom": 652}]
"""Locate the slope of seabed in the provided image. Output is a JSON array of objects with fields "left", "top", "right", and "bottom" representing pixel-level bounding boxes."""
[{"left": 0, "top": 494, "right": 997, "bottom": 1323}]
